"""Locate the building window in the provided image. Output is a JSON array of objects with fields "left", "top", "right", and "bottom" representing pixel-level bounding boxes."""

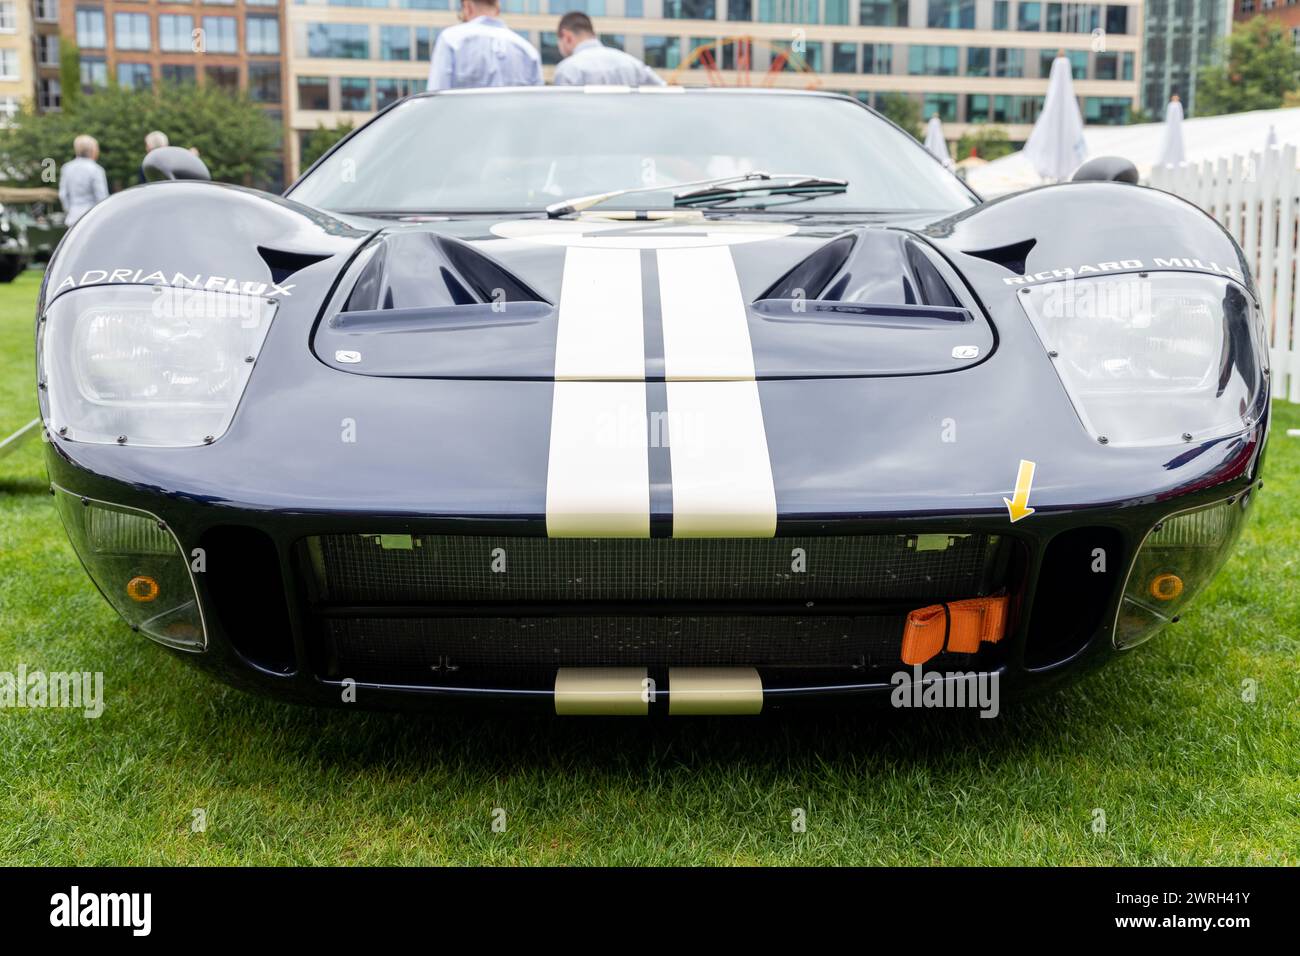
[
  {"left": 1041, "top": 48, "right": 1086, "bottom": 79},
  {"left": 1095, "top": 51, "right": 1117, "bottom": 80},
  {"left": 860, "top": 0, "right": 907, "bottom": 25},
  {"left": 380, "top": 25, "right": 412, "bottom": 60},
  {"left": 995, "top": 47, "right": 1023, "bottom": 77},
  {"left": 908, "top": 45, "right": 959, "bottom": 76},
  {"left": 643, "top": 36, "right": 681, "bottom": 69},
  {"left": 0, "top": 2, "right": 15, "bottom": 31},
  {"left": 1105, "top": 4, "right": 1127, "bottom": 34},
  {"left": 298, "top": 75, "right": 330, "bottom": 110},
  {"left": 0, "top": 96, "right": 18, "bottom": 126},
  {"left": 247, "top": 15, "right": 280, "bottom": 55},
  {"left": 159, "top": 14, "right": 195, "bottom": 53},
  {"left": 771, "top": 39, "right": 821, "bottom": 70},
  {"left": 206, "top": 65, "right": 240, "bottom": 91},
  {"left": 1084, "top": 96, "right": 1130, "bottom": 124},
  {"left": 1018, "top": 1, "right": 1041, "bottom": 30},
  {"left": 540, "top": 31, "right": 562, "bottom": 65},
  {"left": 38, "top": 78, "right": 61, "bottom": 111},
  {"left": 966, "top": 47, "right": 989, "bottom": 76},
  {"left": 754, "top": 0, "right": 818, "bottom": 22},
  {"left": 114, "top": 12, "right": 151, "bottom": 51},
  {"left": 862, "top": 42, "right": 892, "bottom": 74},
  {"left": 161, "top": 63, "right": 196, "bottom": 85},
  {"left": 1122, "top": 50, "right": 1133, "bottom": 80},
  {"left": 826, "top": 0, "right": 849, "bottom": 23},
  {"left": 663, "top": 0, "right": 716, "bottom": 16},
  {"left": 80, "top": 56, "right": 108, "bottom": 90},
  {"left": 375, "top": 77, "right": 410, "bottom": 110},
  {"left": 993, "top": 0, "right": 1008, "bottom": 28},
  {"left": 966, "top": 93, "right": 990, "bottom": 122},
  {"left": 416, "top": 26, "right": 435, "bottom": 60},
  {"left": 308, "top": 23, "right": 370, "bottom": 59},
  {"left": 339, "top": 77, "right": 371, "bottom": 111},
  {"left": 37, "top": 34, "right": 61, "bottom": 67},
  {"left": 927, "top": 0, "right": 974, "bottom": 28},
  {"left": 203, "top": 16, "right": 238, "bottom": 54},
  {"left": 76, "top": 8, "right": 107, "bottom": 49},
  {"left": 248, "top": 61, "right": 281, "bottom": 103},
  {"left": 0, "top": 48, "right": 17, "bottom": 80},
  {"left": 117, "top": 62, "right": 153, "bottom": 90},
  {"left": 35, "top": 0, "right": 59, "bottom": 23},
  {"left": 728, "top": 0, "right": 752, "bottom": 17},
  {"left": 923, "top": 92, "right": 957, "bottom": 122},
  {"left": 831, "top": 41, "right": 856, "bottom": 73},
  {"left": 992, "top": 93, "right": 1043, "bottom": 124}
]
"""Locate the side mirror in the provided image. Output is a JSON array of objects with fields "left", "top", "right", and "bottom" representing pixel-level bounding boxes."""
[
  {"left": 1071, "top": 156, "right": 1139, "bottom": 185},
  {"left": 142, "top": 146, "right": 211, "bottom": 183}
]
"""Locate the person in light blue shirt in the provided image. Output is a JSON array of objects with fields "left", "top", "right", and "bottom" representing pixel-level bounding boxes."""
[
  {"left": 427, "top": 0, "right": 543, "bottom": 91},
  {"left": 552, "top": 12, "right": 665, "bottom": 87},
  {"left": 58, "top": 135, "right": 110, "bottom": 227}
]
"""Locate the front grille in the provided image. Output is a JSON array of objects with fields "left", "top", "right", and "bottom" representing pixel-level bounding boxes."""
[
  {"left": 303, "top": 532, "right": 1014, "bottom": 688},
  {"left": 307, "top": 533, "right": 1004, "bottom": 604},
  {"left": 319, "top": 614, "right": 987, "bottom": 685}
]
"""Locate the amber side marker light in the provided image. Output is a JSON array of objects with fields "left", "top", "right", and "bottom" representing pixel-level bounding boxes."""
[
  {"left": 1148, "top": 573, "right": 1184, "bottom": 601},
  {"left": 901, "top": 595, "right": 1008, "bottom": 666},
  {"left": 126, "top": 575, "right": 160, "bottom": 603}
]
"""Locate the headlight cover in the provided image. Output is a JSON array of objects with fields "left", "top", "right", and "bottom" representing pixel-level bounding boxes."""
[
  {"left": 52, "top": 486, "right": 206, "bottom": 652},
  {"left": 1114, "top": 494, "right": 1252, "bottom": 650},
  {"left": 40, "top": 285, "right": 276, "bottom": 447},
  {"left": 1017, "top": 272, "right": 1266, "bottom": 447}
]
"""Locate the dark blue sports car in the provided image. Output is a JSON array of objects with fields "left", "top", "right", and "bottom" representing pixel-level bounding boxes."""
[{"left": 36, "top": 88, "right": 1268, "bottom": 714}]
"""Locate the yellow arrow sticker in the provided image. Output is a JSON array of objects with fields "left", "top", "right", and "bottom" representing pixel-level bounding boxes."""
[{"left": 1004, "top": 459, "right": 1037, "bottom": 523}]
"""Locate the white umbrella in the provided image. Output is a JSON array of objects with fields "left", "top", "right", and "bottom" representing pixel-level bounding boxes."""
[
  {"left": 924, "top": 115, "right": 952, "bottom": 168},
  {"left": 1155, "top": 95, "right": 1186, "bottom": 167},
  {"left": 1266, "top": 124, "right": 1279, "bottom": 149},
  {"left": 1021, "top": 53, "right": 1087, "bottom": 181}
]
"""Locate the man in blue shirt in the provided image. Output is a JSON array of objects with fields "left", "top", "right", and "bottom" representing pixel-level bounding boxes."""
[
  {"left": 427, "top": 0, "right": 543, "bottom": 91},
  {"left": 553, "top": 12, "right": 665, "bottom": 86}
]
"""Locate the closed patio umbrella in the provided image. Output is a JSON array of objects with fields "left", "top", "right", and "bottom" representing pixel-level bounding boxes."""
[{"left": 1021, "top": 52, "right": 1087, "bottom": 181}]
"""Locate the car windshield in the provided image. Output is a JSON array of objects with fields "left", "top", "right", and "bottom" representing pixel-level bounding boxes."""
[{"left": 288, "top": 91, "right": 976, "bottom": 215}]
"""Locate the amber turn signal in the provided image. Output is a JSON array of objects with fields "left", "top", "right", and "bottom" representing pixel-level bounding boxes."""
[
  {"left": 125, "top": 575, "right": 160, "bottom": 603},
  {"left": 901, "top": 595, "right": 1009, "bottom": 666},
  {"left": 1148, "top": 573, "right": 1184, "bottom": 601}
]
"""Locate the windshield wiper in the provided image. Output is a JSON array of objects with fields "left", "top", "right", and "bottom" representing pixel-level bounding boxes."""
[{"left": 544, "top": 171, "right": 848, "bottom": 218}]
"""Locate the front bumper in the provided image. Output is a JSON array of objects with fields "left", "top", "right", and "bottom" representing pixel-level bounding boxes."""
[{"left": 42, "top": 425, "right": 1266, "bottom": 712}]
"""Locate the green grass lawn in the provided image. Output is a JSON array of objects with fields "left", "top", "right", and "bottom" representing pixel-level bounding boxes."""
[{"left": 1, "top": 267, "right": 1296, "bottom": 865}]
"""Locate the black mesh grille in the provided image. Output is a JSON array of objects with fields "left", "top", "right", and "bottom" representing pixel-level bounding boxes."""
[
  {"left": 319, "top": 614, "right": 957, "bottom": 684},
  {"left": 309, "top": 533, "right": 1003, "bottom": 604}
]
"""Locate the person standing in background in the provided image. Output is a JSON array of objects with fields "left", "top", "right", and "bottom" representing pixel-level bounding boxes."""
[
  {"left": 427, "top": 0, "right": 542, "bottom": 91},
  {"left": 552, "top": 12, "right": 665, "bottom": 86},
  {"left": 58, "top": 135, "right": 110, "bottom": 226},
  {"left": 139, "top": 130, "right": 169, "bottom": 183}
]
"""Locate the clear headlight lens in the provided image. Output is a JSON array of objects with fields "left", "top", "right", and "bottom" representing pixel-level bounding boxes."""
[
  {"left": 40, "top": 285, "right": 276, "bottom": 447},
  {"left": 1114, "top": 495, "right": 1252, "bottom": 650},
  {"left": 52, "top": 486, "right": 206, "bottom": 652},
  {"left": 1018, "top": 273, "right": 1265, "bottom": 447}
]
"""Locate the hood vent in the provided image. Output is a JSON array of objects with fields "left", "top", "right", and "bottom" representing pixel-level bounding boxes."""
[{"left": 342, "top": 232, "right": 549, "bottom": 312}]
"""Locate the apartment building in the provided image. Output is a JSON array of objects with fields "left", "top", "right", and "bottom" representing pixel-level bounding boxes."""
[
  {"left": 33, "top": 0, "right": 63, "bottom": 113},
  {"left": 57, "top": 0, "right": 291, "bottom": 184},
  {"left": 287, "top": 0, "right": 1143, "bottom": 177},
  {"left": 0, "top": 0, "right": 35, "bottom": 121}
]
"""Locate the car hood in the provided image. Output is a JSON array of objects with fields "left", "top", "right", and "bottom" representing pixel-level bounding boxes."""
[{"left": 310, "top": 214, "right": 994, "bottom": 381}]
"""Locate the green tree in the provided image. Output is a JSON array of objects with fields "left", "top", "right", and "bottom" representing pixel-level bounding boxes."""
[
  {"left": 58, "top": 39, "right": 81, "bottom": 113},
  {"left": 299, "top": 122, "right": 354, "bottom": 171},
  {"left": 955, "top": 126, "right": 1014, "bottom": 161},
  {"left": 1197, "top": 16, "right": 1300, "bottom": 115},
  {"left": 875, "top": 93, "right": 922, "bottom": 140},
  {"left": 0, "top": 82, "right": 280, "bottom": 191}
]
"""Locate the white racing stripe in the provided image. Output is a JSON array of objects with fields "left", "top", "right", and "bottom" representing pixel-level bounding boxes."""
[
  {"left": 657, "top": 244, "right": 776, "bottom": 537},
  {"left": 657, "top": 245, "right": 756, "bottom": 381},
  {"left": 546, "top": 246, "right": 651, "bottom": 536},
  {"left": 666, "top": 380, "right": 776, "bottom": 537},
  {"left": 554, "top": 246, "right": 645, "bottom": 380},
  {"left": 546, "top": 382, "right": 651, "bottom": 537}
]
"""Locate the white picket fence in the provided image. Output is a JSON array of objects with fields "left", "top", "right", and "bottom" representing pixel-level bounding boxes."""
[{"left": 1147, "top": 146, "right": 1300, "bottom": 403}]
